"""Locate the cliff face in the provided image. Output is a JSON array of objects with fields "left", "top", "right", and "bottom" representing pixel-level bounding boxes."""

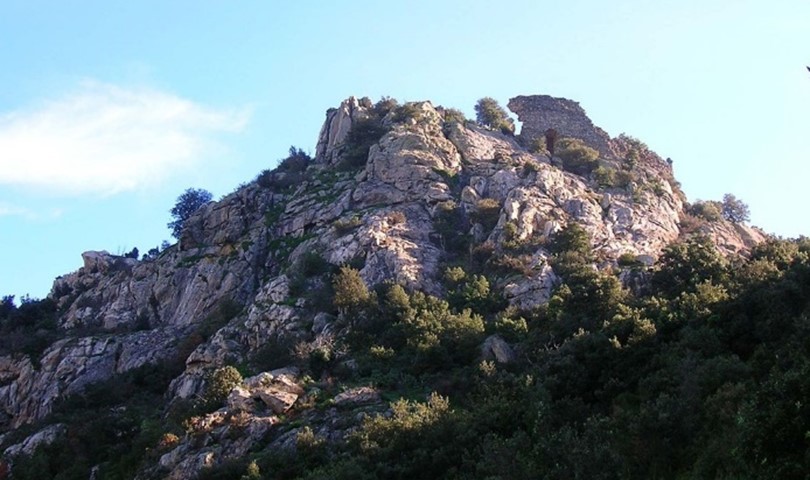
[{"left": 0, "top": 94, "right": 765, "bottom": 478}]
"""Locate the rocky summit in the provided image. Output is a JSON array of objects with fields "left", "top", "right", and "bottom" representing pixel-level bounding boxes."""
[{"left": 0, "top": 94, "right": 775, "bottom": 479}]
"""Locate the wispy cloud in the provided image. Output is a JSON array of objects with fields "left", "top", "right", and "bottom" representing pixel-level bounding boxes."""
[
  {"left": 0, "top": 202, "right": 32, "bottom": 218},
  {"left": 0, "top": 80, "right": 250, "bottom": 195},
  {"left": 0, "top": 202, "right": 62, "bottom": 220}
]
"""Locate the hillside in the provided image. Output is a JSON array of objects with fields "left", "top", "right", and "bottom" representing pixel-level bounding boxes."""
[{"left": 2, "top": 95, "right": 808, "bottom": 480}]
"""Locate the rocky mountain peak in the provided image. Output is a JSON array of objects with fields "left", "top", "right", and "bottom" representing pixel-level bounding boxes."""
[{"left": 0, "top": 93, "right": 768, "bottom": 479}]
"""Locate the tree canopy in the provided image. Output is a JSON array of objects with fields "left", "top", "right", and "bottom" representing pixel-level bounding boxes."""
[
  {"left": 474, "top": 97, "right": 515, "bottom": 134},
  {"left": 721, "top": 193, "right": 750, "bottom": 223},
  {"left": 168, "top": 188, "right": 213, "bottom": 239}
]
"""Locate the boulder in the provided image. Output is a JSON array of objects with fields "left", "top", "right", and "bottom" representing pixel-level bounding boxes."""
[
  {"left": 480, "top": 335, "right": 517, "bottom": 364},
  {"left": 333, "top": 386, "right": 381, "bottom": 407},
  {"left": 4, "top": 423, "right": 66, "bottom": 458},
  {"left": 81, "top": 251, "right": 114, "bottom": 273}
]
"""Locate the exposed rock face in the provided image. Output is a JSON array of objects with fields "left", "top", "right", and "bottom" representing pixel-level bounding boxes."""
[
  {"left": 3, "top": 423, "right": 66, "bottom": 458},
  {"left": 315, "top": 96, "right": 372, "bottom": 165},
  {"left": 333, "top": 386, "right": 381, "bottom": 407},
  {"left": 702, "top": 221, "right": 768, "bottom": 256},
  {"left": 0, "top": 329, "right": 182, "bottom": 428},
  {"left": 508, "top": 95, "right": 613, "bottom": 156},
  {"left": 0, "top": 94, "right": 768, "bottom": 478},
  {"left": 159, "top": 411, "right": 278, "bottom": 480}
]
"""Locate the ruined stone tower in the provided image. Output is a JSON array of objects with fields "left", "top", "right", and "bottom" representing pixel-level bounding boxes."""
[{"left": 508, "top": 95, "right": 613, "bottom": 157}]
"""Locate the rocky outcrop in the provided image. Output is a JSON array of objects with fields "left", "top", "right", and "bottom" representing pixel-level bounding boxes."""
[
  {"left": 698, "top": 221, "right": 767, "bottom": 256},
  {"left": 0, "top": 94, "right": 769, "bottom": 478},
  {"left": 0, "top": 329, "right": 183, "bottom": 428},
  {"left": 159, "top": 411, "right": 277, "bottom": 480},
  {"left": 3, "top": 423, "right": 66, "bottom": 458},
  {"left": 159, "top": 368, "right": 306, "bottom": 479},
  {"left": 333, "top": 386, "right": 381, "bottom": 407},
  {"left": 480, "top": 335, "right": 516, "bottom": 364},
  {"left": 357, "top": 101, "right": 461, "bottom": 205},
  {"left": 315, "top": 96, "right": 373, "bottom": 166}
]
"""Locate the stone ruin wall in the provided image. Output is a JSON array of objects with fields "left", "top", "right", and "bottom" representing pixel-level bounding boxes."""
[{"left": 507, "top": 95, "right": 613, "bottom": 157}]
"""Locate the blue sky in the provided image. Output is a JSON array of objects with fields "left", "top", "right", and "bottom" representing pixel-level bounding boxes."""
[{"left": 1, "top": 0, "right": 808, "bottom": 299}]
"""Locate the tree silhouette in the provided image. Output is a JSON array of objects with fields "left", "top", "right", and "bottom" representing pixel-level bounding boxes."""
[{"left": 168, "top": 188, "right": 213, "bottom": 239}]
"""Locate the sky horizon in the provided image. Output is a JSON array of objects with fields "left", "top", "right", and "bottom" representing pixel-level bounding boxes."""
[{"left": 1, "top": 1, "right": 808, "bottom": 300}]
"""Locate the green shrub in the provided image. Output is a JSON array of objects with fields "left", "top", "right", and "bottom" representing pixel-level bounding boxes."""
[
  {"left": 168, "top": 188, "right": 213, "bottom": 239},
  {"left": 522, "top": 161, "right": 540, "bottom": 177},
  {"left": 442, "top": 108, "right": 466, "bottom": 124},
  {"left": 333, "top": 266, "right": 371, "bottom": 314},
  {"left": 687, "top": 201, "right": 723, "bottom": 222},
  {"left": 333, "top": 216, "right": 363, "bottom": 234},
  {"left": 501, "top": 221, "right": 521, "bottom": 250},
  {"left": 298, "top": 251, "right": 332, "bottom": 278},
  {"left": 615, "top": 169, "right": 635, "bottom": 188},
  {"left": 443, "top": 266, "right": 467, "bottom": 286},
  {"left": 204, "top": 366, "right": 243, "bottom": 406},
  {"left": 494, "top": 312, "right": 529, "bottom": 342},
  {"left": 486, "top": 254, "right": 534, "bottom": 278},
  {"left": 432, "top": 201, "right": 469, "bottom": 255},
  {"left": 447, "top": 274, "right": 506, "bottom": 316},
  {"left": 393, "top": 103, "right": 423, "bottom": 123},
  {"left": 373, "top": 96, "right": 399, "bottom": 117},
  {"left": 528, "top": 137, "right": 549, "bottom": 155},
  {"left": 593, "top": 166, "right": 617, "bottom": 187},
  {"left": 0, "top": 295, "right": 58, "bottom": 362},
  {"left": 556, "top": 138, "right": 599, "bottom": 175},
  {"left": 651, "top": 235, "right": 728, "bottom": 298},
  {"left": 279, "top": 146, "right": 311, "bottom": 172},
  {"left": 472, "top": 198, "right": 501, "bottom": 231},
  {"left": 617, "top": 253, "right": 643, "bottom": 267}
]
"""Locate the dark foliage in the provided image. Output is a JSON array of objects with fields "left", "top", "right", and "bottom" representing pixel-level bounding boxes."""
[
  {"left": 474, "top": 97, "right": 515, "bottom": 134},
  {"left": 12, "top": 206, "right": 810, "bottom": 479},
  {"left": 256, "top": 146, "right": 312, "bottom": 191},
  {"left": 340, "top": 118, "right": 389, "bottom": 170},
  {"left": 168, "top": 188, "right": 213, "bottom": 239},
  {"left": 0, "top": 295, "right": 58, "bottom": 362},
  {"left": 721, "top": 193, "right": 750, "bottom": 223}
]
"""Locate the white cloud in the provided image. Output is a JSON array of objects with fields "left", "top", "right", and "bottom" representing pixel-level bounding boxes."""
[
  {"left": 0, "top": 202, "right": 61, "bottom": 220},
  {"left": 0, "top": 202, "right": 32, "bottom": 218},
  {"left": 0, "top": 80, "right": 250, "bottom": 195}
]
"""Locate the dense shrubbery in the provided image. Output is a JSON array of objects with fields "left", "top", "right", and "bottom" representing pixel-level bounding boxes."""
[
  {"left": 10, "top": 214, "right": 805, "bottom": 479},
  {"left": 685, "top": 194, "right": 750, "bottom": 225},
  {"left": 0, "top": 295, "right": 58, "bottom": 361},
  {"left": 556, "top": 137, "right": 600, "bottom": 175},
  {"left": 257, "top": 146, "right": 312, "bottom": 191},
  {"left": 431, "top": 200, "right": 469, "bottom": 255},
  {"left": 12, "top": 360, "right": 187, "bottom": 480},
  {"left": 441, "top": 107, "right": 466, "bottom": 124},
  {"left": 687, "top": 200, "right": 724, "bottom": 222},
  {"left": 204, "top": 366, "right": 243, "bottom": 406},
  {"left": 212, "top": 228, "right": 810, "bottom": 480}
]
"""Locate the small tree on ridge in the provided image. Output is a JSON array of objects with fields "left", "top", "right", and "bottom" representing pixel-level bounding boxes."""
[
  {"left": 475, "top": 97, "right": 515, "bottom": 134},
  {"left": 168, "top": 188, "right": 213, "bottom": 239}
]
